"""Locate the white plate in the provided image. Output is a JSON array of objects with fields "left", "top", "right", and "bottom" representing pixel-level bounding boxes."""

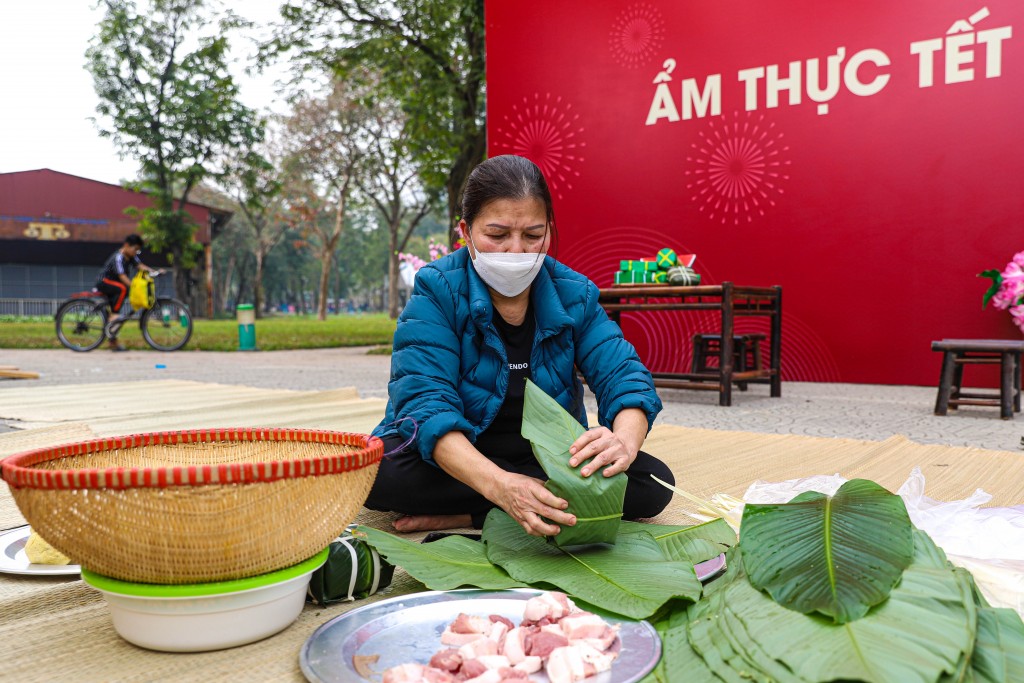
[
  {"left": 300, "top": 588, "right": 661, "bottom": 683},
  {"left": 0, "top": 525, "right": 81, "bottom": 577}
]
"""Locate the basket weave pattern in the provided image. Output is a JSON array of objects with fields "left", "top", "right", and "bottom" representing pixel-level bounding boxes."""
[{"left": 2, "top": 428, "right": 382, "bottom": 584}]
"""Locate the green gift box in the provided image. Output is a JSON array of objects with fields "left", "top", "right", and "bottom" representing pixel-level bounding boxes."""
[
  {"left": 614, "top": 271, "right": 634, "bottom": 284},
  {"left": 619, "top": 260, "right": 658, "bottom": 272},
  {"left": 614, "top": 270, "right": 661, "bottom": 285}
]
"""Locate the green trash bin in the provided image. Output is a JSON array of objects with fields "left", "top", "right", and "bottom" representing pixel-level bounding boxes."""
[{"left": 236, "top": 304, "right": 256, "bottom": 351}]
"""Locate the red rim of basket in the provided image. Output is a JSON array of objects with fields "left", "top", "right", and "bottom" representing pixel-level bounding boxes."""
[{"left": 0, "top": 428, "right": 384, "bottom": 490}]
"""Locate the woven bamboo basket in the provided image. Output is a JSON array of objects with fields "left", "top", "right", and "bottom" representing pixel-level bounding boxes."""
[{"left": 1, "top": 428, "right": 382, "bottom": 584}]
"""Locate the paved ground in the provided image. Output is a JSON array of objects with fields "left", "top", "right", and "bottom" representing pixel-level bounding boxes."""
[{"left": 1, "top": 348, "right": 1021, "bottom": 452}]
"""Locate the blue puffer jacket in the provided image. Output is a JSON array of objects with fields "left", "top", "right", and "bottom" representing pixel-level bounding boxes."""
[{"left": 374, "top": 248, "right": 662, "bottom": 464}]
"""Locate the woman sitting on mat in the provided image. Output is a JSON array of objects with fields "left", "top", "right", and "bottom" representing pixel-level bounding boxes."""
[{"left": 366, "top": 155, "right": 674, "bottom": 537}]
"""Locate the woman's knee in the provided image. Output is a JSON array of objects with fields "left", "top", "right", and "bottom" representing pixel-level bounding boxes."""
[{"left": 623, "top": 453, "right": 675, "bottom": 519}]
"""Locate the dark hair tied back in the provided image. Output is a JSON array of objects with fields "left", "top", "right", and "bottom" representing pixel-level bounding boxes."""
[{"left": 461, "top": 156, "right": 557, "bottom": 246}]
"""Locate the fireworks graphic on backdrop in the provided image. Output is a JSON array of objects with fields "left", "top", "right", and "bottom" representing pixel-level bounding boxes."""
[
  {"left": 492, "top": 93, "right": 587, "bottom": 200},
  {"left": 685, "top": 111, "right": 792, "bottom": 225},
  {"left": 608, "top": 3, "right": 666, "bottom": 69}
]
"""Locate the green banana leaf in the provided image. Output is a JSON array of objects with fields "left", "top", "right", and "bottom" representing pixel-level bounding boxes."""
[
  {"left": 717, "top": 531, "right": 975, "bottom": 683},
  {"left": 939, "top": 567, "right": 985, "bottom": 683},
  {"left": 482, "top": 509, "right": 701, "bottom": 620},
  {"left": 521, "top": 379, "right": 626, "bottom": 546},
  {"left": 640, "top": 605, "right": 721, "bottom": 683},
  {"left": 621, "top": 518, "right": 736, "bottom": 564},
  {"left": 355, "top": 526, "right": 526, "bottom": 591},
  {"left": 970, "top": 606, "right": 1024, "bottom": 683},
  {"left": 740, "top": 478, "right": 914, "bottom": 623}
]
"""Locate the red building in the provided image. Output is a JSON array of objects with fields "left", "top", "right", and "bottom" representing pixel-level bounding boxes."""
[{"left": 0, "top": 169, "right": 231, "bottom": 316}]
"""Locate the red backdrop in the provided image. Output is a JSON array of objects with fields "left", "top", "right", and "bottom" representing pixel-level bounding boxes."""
[{"left": 486, "top": 0, "right": 1024, "bottom": 385}]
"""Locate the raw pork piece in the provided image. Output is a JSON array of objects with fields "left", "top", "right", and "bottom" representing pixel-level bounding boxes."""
[
  {"left": 512, "top": 656, "right": 542, "bottom": 674},
  {"left": 384, "top": 591, "right": 621, "bottom": 683},
  {"left": 545, "top": 642, "right": 618, "bottom": 683},
  {"left": 489, "top": 614, "right": 515, "bottom": 630},
  {"left": 428, "top": 648, "right": 462, "bottom": 673},
  {"left": 441, "top": 613, "right": 494, "bottom": 646},
  {"left": 522, "top": 591, "right": 576, "bottom": 623},
  {"left": 459, "top": 636, "right": 499, "bottom": 660},
  {"left": 382, "top": 663, "right": 456, "bottom": 683},
  {"left": 501, "top": 627, "right": 528, "bottom": 664},
  {"left": 559, "top": 613, "right": 620, "bottom": 651},
  {"left": 523, "top": 625, "right": 569, "bottom": 659}
]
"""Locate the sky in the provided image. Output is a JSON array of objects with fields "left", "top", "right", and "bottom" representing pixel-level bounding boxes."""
[{"left": 0, "top": 1, "right": 297, "bottom": 186}]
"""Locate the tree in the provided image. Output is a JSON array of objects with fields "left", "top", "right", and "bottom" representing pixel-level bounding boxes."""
[
  {"left": 361, "top": 93, "right": 436, "bottom": 318},
  {"left": 210, "top": 214, "right": 251, "bottom": 314},
  {"left": 279, "top": 82, "right": 368, "bottom": 320},
  {"left": 220, "top": 136, "right": 285, "bottom": 317},
  {"left": 265, "top": 0, "right": 486, "bottom": 238},
  {"left": 334, "top": 208, "right": 391, "bottom": 309},
  {"left": 263, "top": 227, "right": 317, "bottom": 314},
  {"left": 87, "top": 0, "right": 262, "bottom": 304}
]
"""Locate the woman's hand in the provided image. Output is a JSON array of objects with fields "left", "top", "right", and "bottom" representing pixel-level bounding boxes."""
[
  {"left": 491, "top": 472, "right": 576, "bottom": 537},
  {"left": 568, "top": 426, "right": 637, "bottom": 478}
]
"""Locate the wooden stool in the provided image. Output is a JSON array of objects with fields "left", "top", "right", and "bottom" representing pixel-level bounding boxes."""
[
  {"left": 932, "top": 339, "right": 1024, "bottom": 420},
  {"left": 691, "top": 333, "right": 766, "bottom": 390}
]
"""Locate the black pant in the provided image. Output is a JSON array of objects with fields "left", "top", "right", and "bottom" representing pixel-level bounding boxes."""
[
  {"left": 96, "top": 278, "right": 128, "bottom": 314},
  {"left": 365, "top": 433, "right": 676, "bottom": 528}
]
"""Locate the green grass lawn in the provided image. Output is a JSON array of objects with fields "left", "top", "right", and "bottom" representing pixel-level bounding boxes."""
[{"left": 0, "top": 314, "right": 397, "bottom": 351}]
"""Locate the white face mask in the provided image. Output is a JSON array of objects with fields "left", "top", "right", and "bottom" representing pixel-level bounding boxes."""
[{"left": 468, "top": 232, "right": 546, "bottom": 298}]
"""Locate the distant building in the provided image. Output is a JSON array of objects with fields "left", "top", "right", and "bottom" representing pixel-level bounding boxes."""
[{"left": 0, "top": 169, "right": 231, "bottom": 316}]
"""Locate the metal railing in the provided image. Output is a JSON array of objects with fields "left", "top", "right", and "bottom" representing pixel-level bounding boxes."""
[{"left": 0, "top": 298, "right": 63, "bottom": 317}]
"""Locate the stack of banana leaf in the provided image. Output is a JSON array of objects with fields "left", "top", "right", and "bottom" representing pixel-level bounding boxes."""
[{"left": 357, "top": 381, "right": 1024, "bottom": 682}]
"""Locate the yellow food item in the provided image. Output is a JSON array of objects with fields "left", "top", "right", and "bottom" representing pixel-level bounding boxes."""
[{"left": 25, "top": 530, "right": 71, "bottom": 565}]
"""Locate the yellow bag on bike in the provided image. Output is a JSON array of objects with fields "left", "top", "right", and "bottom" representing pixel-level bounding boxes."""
[{"left": 129, "top": 271, "right": 156, "bottom": 310}]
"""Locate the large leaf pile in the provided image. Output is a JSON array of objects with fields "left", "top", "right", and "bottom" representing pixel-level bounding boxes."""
[
  {"left": 521, "top": 379, "right": 626, "bottom": 546},
  {"left": 355, "top": 512, "right": 724, "bottom": 619},
  {"left": 641, "top": 480, "right": 1024, "bottom": 683},
  {"left": 483, "top": 510, "right": 701, "bottom": 619},
  {"left": 357, "top": 527, "right": 527, "bottom": 591},
  {"left": 356, "top": 470, "right": 1024, "bottom": 682}
]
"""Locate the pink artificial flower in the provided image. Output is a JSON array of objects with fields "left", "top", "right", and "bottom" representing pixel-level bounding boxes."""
[
  {"left": 1007, "top": 278, "right": 1024, "bottom": 302},
  {"left": 428, "top": 240, "right": 450, "bottom": 261},
  {"left": 1010, "top": 305, "right": 1024, "bottom": 332},
  {"left": 984, "top": 251, "right": 1024, "bottom": 330},
  {"left": 398, "top": 252, "right": 426, "bottom": 270},
  {"left": 1002, "top": 261, "right": 1024, "bottom": 282},
  {"left": 992, "top": 282, "right": 1020, "bottom": 310}
]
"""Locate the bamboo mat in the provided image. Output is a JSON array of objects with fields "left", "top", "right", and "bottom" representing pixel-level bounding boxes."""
[
  {"left": 0, "top": 380, "right": 379, "bottom": 435},
  {"left": 84, "top": 389, "right": 385, "bottom": 437},
  {"left": 0, "top": 423, "right": 97, "bottom": 529},
  {"left": 2, "top": 407, "right": 1023, "bottom": 680},
  {"left": 643, "top": 425, "right": 1024, "bottom": 516},
  {"left": 0, "top": 380, "right": 306, "bottom": 425}
]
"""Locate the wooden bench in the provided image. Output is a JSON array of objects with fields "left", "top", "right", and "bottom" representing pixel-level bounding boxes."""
[
  {"left": 932, "top": 339, "right": 1024, "bottom": 420},
  {"left": 691, "top": 333, "right": 767, "bottom": 391}
]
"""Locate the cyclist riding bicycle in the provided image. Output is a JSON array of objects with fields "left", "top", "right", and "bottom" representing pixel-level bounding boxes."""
[{"left": 94, "top": 234, "right": 159, "bottom": 351}]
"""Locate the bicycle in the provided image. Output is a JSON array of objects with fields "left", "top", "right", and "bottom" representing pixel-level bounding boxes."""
[{"left": 55, "top": 272, "right": 194, "bottom": 352}]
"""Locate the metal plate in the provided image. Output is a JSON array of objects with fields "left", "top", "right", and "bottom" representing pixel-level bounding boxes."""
[
  {"left": 0, "top": 525, "right": 81, "bottom": 577},
  {"left": 300, "top": 588, "right": 661, "bottom": 683}
]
